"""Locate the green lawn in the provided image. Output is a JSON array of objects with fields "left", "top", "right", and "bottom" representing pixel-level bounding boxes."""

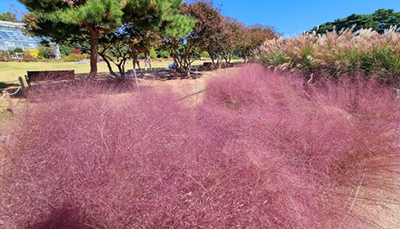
[
  {"left": 0, "top": 59, "right": 242, "bottom": 86},
  {"left": 0, "top": 60, "right": 173, "bottom": 84}
]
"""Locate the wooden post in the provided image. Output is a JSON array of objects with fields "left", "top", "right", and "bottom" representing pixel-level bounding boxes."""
[
  {"left": 18, "top": 77, "right": 26, "bottom": 94},
  {"left": 2, "top": 90, "right": 16, "bottom": 114}
]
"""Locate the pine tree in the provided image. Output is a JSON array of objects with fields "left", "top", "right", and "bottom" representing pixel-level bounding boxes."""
[{"left": 19, "top": 0, "right": 194, "bottom": 79}]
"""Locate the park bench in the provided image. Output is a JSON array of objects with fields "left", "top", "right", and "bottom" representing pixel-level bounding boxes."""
[{"left": 25, "top": 70, "right": 75, "bottom": 87}]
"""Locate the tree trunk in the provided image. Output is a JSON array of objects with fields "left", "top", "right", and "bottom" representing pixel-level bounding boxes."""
[
  {"left": 100, "top": 52, "right": 119, "bottom": 77},
  {"left": 149, "top": 57, "right": 152, "bottom": 72},
  {"left": 210, "top": 52, "right": 216, "bottom": 67},
  {"left": 133, "top": 58, "right": 141, "bottom": 72},
  {"left": 88, "top": 30, "right": 99, "bottom": 79},
  {"left": 118, "top": 60, "right": 126, "bottom": 78},
  {"left": 219, "top": 55, "right": 224, "bottom": 68},
  {"left": 144, "top": 55, "right": 148, "bottom": 72}
]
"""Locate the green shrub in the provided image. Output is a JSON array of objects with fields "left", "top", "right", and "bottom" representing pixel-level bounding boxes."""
[
  {"left": 13, "top": 47, "right": 23, "bottom": 53},
  {"left": 149, "top": 48, "right": 157, "bottom": 59},
  {"left": 157, "top": 50, "right": 170, "bottom": 59},
  {"left": 201, "top": 51, "right": 210, "bottom": 58},
  {"left": 38, "top": 46, "right": 55, "bottom": 59},
  {"left": 63, "top": 53, "right": 84, "bottom": 62},
  {"left": 59, "top": 45, "right": 72, "bottom": 55}
]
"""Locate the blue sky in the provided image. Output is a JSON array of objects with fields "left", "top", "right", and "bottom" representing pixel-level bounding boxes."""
[
  {"left": 1, "top": 0, "right": 400, "bottom": 37},
  {"left": 0, "top": 0, "right": 26, "bottom": 17},
  {"left": 213, "top": 0, "right": 400, "bottom": 36}
]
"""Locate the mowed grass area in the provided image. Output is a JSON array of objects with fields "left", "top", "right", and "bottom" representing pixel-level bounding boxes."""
[
  {"left": 0, "top": 60, "right": 243, "bottom": 121},
  {"left": 0, "top": 59, "right": 243, "bottom": 84},
  {"left": 0, "top": 60, "right": 172, "bottom": 83}
]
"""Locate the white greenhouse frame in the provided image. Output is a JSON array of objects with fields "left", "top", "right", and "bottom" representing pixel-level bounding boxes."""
[{"left": 0, "top": 20, "right": 60, "bottom": 59}]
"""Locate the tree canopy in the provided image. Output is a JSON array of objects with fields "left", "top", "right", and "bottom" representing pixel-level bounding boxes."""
[
  {"left": 19, "top": 0, "right": 194, "bottom": 78},
  {"left": 19, "top": 0, "right": 280, "bottom": 78},
  {"left": 0, "top": 11, "right": 18, "bottom": 22},
  {"left": 311, "top": 9, "right": 400, "bottom": 34},
  {"left": 162, "top": 0, "right": 280, "bottom": 75},
  {"left": 162, "top": 1, "right": 214, "bottom": 75}
]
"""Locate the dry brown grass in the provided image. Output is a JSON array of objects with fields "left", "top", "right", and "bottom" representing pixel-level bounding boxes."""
[{"left": 261, "top": 27, "right": 400, "bottom": 83}]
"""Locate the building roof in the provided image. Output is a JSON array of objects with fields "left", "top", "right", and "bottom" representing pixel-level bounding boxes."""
[{"left": 0, "top": 20, "right": 24, "bottom": 29}]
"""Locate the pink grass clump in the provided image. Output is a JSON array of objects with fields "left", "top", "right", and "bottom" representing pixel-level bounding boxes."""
[
  {"left": 1, "top": 65, "right": 400, "bottom": 228},
  {"left": 196, "top": 64, "right": 400, "bottom": 227}
]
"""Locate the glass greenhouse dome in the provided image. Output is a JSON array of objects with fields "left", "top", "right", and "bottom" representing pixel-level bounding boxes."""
[{"left": 0, "top": 20, "right": 60, "bottom": 58}]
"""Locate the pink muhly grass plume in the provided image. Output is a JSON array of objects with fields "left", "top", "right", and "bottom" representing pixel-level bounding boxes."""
[
  {"left": 1, "top": 65, "right": 400, "bottom": 228},
  {"left": 197, "top": 64, "right": 400, "bottom": 227}
]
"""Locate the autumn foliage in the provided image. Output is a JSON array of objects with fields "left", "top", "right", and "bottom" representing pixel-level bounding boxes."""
[
  {"left": 1, "top": 65, "right": 400, "bottom": 228},
  {"left": 69, "top": 48, "right": 82, "bottom": 55}
]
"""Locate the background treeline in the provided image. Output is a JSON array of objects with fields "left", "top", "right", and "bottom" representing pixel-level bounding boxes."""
[{"left": 311, "top": 9, "right": 400, "bottom": 34}]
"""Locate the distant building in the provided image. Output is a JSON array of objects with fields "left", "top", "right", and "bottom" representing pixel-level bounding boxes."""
[{"left": 0, "top": 20, "right": 60, "bottom": 58}]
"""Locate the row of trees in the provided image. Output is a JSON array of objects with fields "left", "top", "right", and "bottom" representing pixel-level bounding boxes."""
[
  {"left": 311, "top": 9, "right": 400, "bottom": 34},
  {"left": 18, "top": 0, "right": 280, "bottom": 78},
  {"left": 161, "top": 1, "right": 279, "bottom": 75}
]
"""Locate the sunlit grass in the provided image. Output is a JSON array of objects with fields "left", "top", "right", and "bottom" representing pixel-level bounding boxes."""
[{"left": 0, "top": 59, "right": 243, "bottom": 84}]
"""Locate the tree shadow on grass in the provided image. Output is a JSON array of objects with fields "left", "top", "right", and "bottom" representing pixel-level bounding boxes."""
[
  {"left": 22, "top": 65, "right": 231, "bottom": 103},
  {"left": 0, "top": 82, "right": 19, "bottom": 91},
  {"left": 24, "top": 78, "right": 155, "bottom": 103}
]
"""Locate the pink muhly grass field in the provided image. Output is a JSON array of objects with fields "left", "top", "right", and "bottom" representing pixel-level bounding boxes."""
[{"left": 1, "top": 64, "right": 400, "bottom": 228}]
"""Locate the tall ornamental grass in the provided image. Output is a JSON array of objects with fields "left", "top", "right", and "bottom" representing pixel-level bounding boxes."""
[
  {"left": 261, "top": 28, "right": 400, "bottom": 84},
  {"left": 1, "top": 65, "right": 400, "bottom": 228}
]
